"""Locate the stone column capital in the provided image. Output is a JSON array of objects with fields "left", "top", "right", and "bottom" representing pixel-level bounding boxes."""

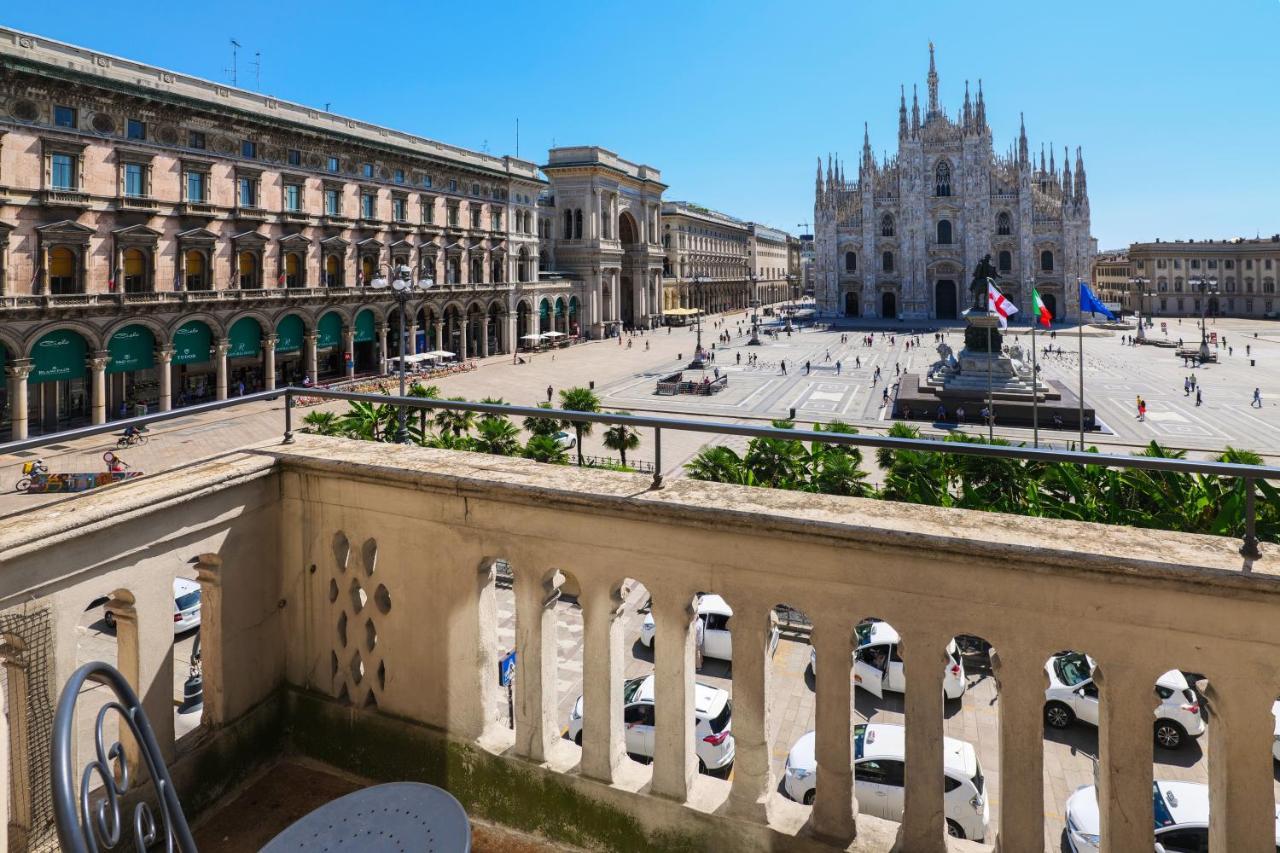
[
  {"left": 213, "top": 340, "right": 231, "bottom": 357},
  {"left": 4, "top": 358, "right": 33, "bottom": 381},
  {"left": 155, "top": 345, "right": 175, "bottom": 363},
  {"left": 87, "top": 351, "right": 110, "bottom": 372},
  {"left": 263, "top": 334, "right": 279, "bottom": 347}
]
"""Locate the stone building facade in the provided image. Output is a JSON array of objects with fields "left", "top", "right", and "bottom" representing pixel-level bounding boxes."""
[
  {"left": 537, "top": 146, "right": 665, "bottom": 336},
  {"left": 1091, "top": 251, "right": 1133, "bottom": 314},
  {"left": 659, "top": 201, "right": 752, "bottom": 315},
  {"left": 0, "top": 26, "right": 587, "bottom": 439},
  {"left": 1128, "top": 236, "right": 1280, "bottom": 319},
  {"left": 813, "top": 45, "right": 1093, "bottom": 322},
  {"left": 749, "top": 223, "right": 792, "bottom": 307}
]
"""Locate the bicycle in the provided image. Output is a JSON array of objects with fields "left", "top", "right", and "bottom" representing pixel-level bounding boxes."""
[{"left": 117, "top": 431, "right": 149, "bottom": 448}]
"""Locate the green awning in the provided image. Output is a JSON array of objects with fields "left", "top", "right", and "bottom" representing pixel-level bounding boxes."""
[
  {"left": 354, "top": 309, "right": 376, "bottom": 343},
  {"left": 317, "top": 312, "right": 343, "bottom": 349},
  {"left": 276, "top": 314, "right": 304, "bottom": 353},
  {"left": 172, "top": 321, "right": 213, "bottom": 365},
  {"left": 107, "top": 324, "right": 155, "bottom": 374},
  {"left": 228, "top": 317, "right": 262, "bottom": 359},
  {"left": 29, "top": 330, "right": 87, "bottom": 383}
]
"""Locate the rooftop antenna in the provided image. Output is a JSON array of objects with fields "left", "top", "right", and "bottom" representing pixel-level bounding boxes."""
[
  {"left": 324, "top": 102, "right": 331, "bottom": 112},
  {"left": 515, "top": 117, "right": 520, "bottom": 159},
  {"left": 226, "top": 39, "right": 240, "bottom": 86},
  {"left": 251, "top": 51, "right": 261, "bottom": 90}
]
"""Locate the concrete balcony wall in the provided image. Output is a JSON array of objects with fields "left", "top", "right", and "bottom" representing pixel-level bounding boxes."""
[{"left": 2, "top": 436, "right": 1279, "bottom": 852}]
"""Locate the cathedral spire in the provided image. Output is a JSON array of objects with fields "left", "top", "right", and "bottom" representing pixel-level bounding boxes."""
[
  {"left": 911, "top": 84, "right": 920, "bottom": 136},
  {"left": 1018, "top": 112, "right": 1028, "bottom": 167},
  {"left": 1049, "top": 143, "right": 1055, "bottom": 176},
  {"left": 926, "top": 41, "right": 939, "bottom": 117},
  {"left": 1039, "top": 144, "right": 1046, "bottom": 175},
  {"left": 976, "top": 79, "right": 986, "bottom": 128},
  {"left": 826, "top": 153, "right": 833, "bottom": 189},
  {"left": 962, "top": 80, "right": 972, "bottom": 129},
  {"left": 1062, "top": 146, "right": 1073, "bottom": 199},
  {"left": 815, "top": 156, "right": 825, "bottom": 201},
  {"left": 1075, "top": 146, "right": 1088, "bottom": 205},
  {"left": 899, "top": 85, "right": 908, "bottom": 139}
]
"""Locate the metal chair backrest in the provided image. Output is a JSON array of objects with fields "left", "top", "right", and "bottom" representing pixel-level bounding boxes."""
[{"left": 52, "top": 661, "right": 197, "bottom": 852}]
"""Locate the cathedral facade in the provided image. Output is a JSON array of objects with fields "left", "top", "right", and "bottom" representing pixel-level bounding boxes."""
[{"left": 813, "top": 45, "right": 1093, "bottom": 322}]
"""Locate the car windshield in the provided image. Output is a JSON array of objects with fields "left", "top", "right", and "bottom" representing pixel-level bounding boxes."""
[
  {"left": 1054, "top": 652, "right": 1092, "bottom": 687},
  {"left": 175, "top": 590, "right": 201, "bottom": 610},
  {"left": 622, "top": 677, "right": 644, "bottom": 705},
  {"left": 707, "top": 698, "right": 731, "bottom": 734}
]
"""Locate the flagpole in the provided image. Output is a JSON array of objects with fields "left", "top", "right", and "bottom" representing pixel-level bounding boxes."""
[
  {"left": 1031, "top": 319, "right": 1039, "bottom": 448},
  {"left": 1077, "top": 279, "right": 1086, "bottom": 449},
  {"left": 987, "top": 324, "right": 994, "bottom": 442}
]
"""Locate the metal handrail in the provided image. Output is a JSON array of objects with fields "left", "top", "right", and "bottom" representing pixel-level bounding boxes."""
[{"left": 1, "top": 385, "right": 1273, "bottom": 559}]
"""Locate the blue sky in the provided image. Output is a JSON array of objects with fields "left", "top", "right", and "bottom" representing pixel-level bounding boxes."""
[{"left": 8, "top": 1, "right": 1279, "bottom": 248}]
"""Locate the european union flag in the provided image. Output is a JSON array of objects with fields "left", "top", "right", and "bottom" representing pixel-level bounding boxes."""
[{"left": 1079, "top": 280, "right": 1116, "bottom": 321}]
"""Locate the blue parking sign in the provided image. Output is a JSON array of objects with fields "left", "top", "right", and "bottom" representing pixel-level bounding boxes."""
[{"left": 499, "top": 649, "right": 517, "bottom": 687}]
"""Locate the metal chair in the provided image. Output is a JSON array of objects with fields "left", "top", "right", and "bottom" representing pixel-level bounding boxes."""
[{"left": 52, "top": 660, "right": 197, "bottom": 852}]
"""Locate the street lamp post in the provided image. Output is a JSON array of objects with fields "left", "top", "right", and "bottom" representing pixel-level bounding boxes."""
[
  {"left": 371, "top": 263, "right": 434, "bottom": 443},
  {"left": 1128, "top": 276, "right": 1149, "bottom": 340},
  {"left": 748, "top": 275, "right": 762, "bottom": 345},
  {"left": 689, "top": 275, "right": 706, "bottom": 369},
  {"left": 1191, "top": 275, "right": 1218, "bottom": 362}
]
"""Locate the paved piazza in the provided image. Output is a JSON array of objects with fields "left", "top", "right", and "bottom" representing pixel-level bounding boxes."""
[{"left": 8, "top": 313, "right": 1280, "bottom": 850}]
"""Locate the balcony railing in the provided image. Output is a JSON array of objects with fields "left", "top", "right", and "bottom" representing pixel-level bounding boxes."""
[
  {"left": 118, "top": 194, "right": 160, "bottom": 212},
  {"left": 2, "top": 392, "right": 1278, "bottom": 853},
  {"left": 177, "top": 201, "right": 218, "bottom": 217},
  {"left": 41, "top": 188, "right": 91, "bottom": 207}
]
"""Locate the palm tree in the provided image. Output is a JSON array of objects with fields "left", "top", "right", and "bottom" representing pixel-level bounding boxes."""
[
  {"left": 523, "top": 433, "right": 570, "bottom": 464},
  {"left": 684, "top": 445, "right": 755, "bottom": 486},
  {"left": 407, "top": 383, "right": 440, "bottom": 436},
  {"left": 558, "top": 387, "right": 601, "bottom": 466},
  {"left": 338, "top": 400, "right": 394, "bottom": 442},
  {"left": 434, "top": 397, "right": 477, "bottom": 438},
  {"left": 877, "top": 421, "right": 922, "bottom": 471},
  {"left": 523, "top": 403, "right": 561, "bottom": 438},
  {"left": 301, "top": 410, "right": 343, "bottom": 436},
  {"left": 474, "top": 416, "right": 522, "bottom": 456},
  {"left": 601, "top": 414, "right": 641, "bottom": 468}
]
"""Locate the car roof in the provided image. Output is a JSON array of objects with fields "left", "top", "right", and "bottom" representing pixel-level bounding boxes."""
[
  {"left": 631, "top": 674, "right": 727, "bottom": 718},
  {"left": 1156, "top": 780, "right": 1210, "bottom": 827},
  {"left": 173, "top": 577, "right": 200, "bottom": 596},
  {"left": 697, "top": 594, "right": 732, "bottom": 617},
  {"left": 859, "top": 621, "right": 900, "bottom": 646},
  {"left": 1155, "top": 669, "right": 1189, "bottom": 691},
  {"left": 854, "top": 723, "right": 976, "bottom": 776}
]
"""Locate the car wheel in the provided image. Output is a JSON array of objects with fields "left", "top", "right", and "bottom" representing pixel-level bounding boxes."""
[
  {"left": 1044, "top": 701, "right": 1075, "bottom": 729},
  {"left": 574, "top": 732, "right": 582, "bottom": 747},
  {"left": 697, "top": 759, "right": 707, "bottom": 775},
  {"left": 945, "top": 819, "right": 965, "bottom": 839},
  {"left": 802, "top": 789, "right": 815, "bottom": 806},
  {"left": 1154, "top": 719, "right": 1186, "bottom": 750}
]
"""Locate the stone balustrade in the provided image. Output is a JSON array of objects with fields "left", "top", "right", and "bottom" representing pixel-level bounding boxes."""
[{"left": 1, "top": 435, "right": 1277, "bottom": 852}]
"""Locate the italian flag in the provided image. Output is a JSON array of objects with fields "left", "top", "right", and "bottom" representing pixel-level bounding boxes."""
[{"left": 1031, "top": 288, "right": 1052, "bottom": 328}]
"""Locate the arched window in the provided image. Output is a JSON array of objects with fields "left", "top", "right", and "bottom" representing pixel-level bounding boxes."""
[
  {"left": 563, "top": 209, "right": 572, "bottom": 239},
  {"left": 537, "top": 251, "right": 547, "bottom": 273},
  {"left": 284, "top": 252, "right": 302, "bottom": 288},
  {"left": 1225, "top": 276, "right": 1236, "bottom": 292},
  {"left": 573, "top": 209, "right": 583, "bottom": 240},
  {"left": 237, "top": 251, "right": 258, "bottom": 289},
  {"left": 470, "top": 256, "right": 484, "bottom": 283},
  {"left": 935, "top": 160, "right": 951, "bottom": 197},
  {"left": 1158, "top": 277, "right": 1168, "bottom": 292},
  {"left": 662, "top": 233, "right": 670, "bottom": 249},
  {"left": 49, "top": 246, "right": 78, "bottom": 294},
  {"left": 882, "top": 251, "right": 894, "bottom": 272},
  {"left": 1175, "top": 277, "right": 1184, "bottom": 292},
  {"left": 1264, "top": 278, "right": 1276, "bottom": 294},
  {"left": 997, "top": 212, "right": 1012, "bottom": 235},
  {"left": 844, "top": 251, "right": 857, "bottom": 272},
  {"left": 185, "top": 250, "right": 207, "bottom": 290},
  {"left": 492, "top": 257, "right": 504, "bottom": 282},
  {"left": 517, "top": 248, "right": 529, "bottom": 282},
  {"left": 1040, "top": 250, "right": 1054, "bottom": 271},
  {"left": 1246, "top": 277, "right": 1254, "bottom": 293},
  {"left": 122, "top": 248, "right": 148, "bottom": 293},
  {"left": 880, "top": 214, "right": 894, "bottom": 237},
  {"left": 998, "top": 250, "right": 1012, "bottom": 272},
  {"left": 936, "top": 220, "right": 952, "bottom": 244},
  {"left": 324, "top": 254, "right": 341, "bottom": 287}
]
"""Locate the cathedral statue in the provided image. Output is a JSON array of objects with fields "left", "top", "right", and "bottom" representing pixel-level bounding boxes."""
[{"left": 969, "top": 254, "right": 999, "bottom": 312}]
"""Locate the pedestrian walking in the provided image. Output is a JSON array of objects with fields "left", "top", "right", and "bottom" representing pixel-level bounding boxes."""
[
  {"left": 1253, "top": 388, "right": 1262, "bottom": 407},
  {"left": 956, "top": 405, "right": 966, "bottom": 422},
  {"left": 1184, "top": 378, "right": 1191, "bottom": 396},
  {"left": 882, "top": 387, "right": 889, "bottom": 405},
  {"left": 546, "top": 385, "right": 553, "bottom": 404},
  {"left": 736, "top": 352, "right": 741, "bottom": 365},
  {"left": 1195, "top": 388, "right": 1202, "bottom": 407},
  {"left": 805, "top": 360, "right": 811, "bottom": 374},
  {"left": 836, "top": 360, "right": 842, "bottom": 375},
  {"left": 781, "top": 360, "right": 787, "bottom": 375}
]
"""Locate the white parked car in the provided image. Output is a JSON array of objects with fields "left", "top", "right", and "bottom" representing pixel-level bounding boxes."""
[
  {"left": 1273, "top": 700, "right": 1280, "bottom": 762},
  {"left": 782, "top": 723, "right": 988, "bottom": 841},
  {"left": 553, "top": 430, "right": 577, "bottom": 450},
  {"left": 1043, "top": 652, "right": 1205, "bottom": 749},
  {"left": 103, "top": 578, "right": 201, "bottom": 634},
  {"left": 809, "top": 620, "right": 967, "bottom": 700},
  {"left": 566, "top": 673, "right": 735, "bottom": 776},
  {"left": 638, "top": 594, "right": 778, "bottom": 662},
  {"left": 1064, "top": 779, "right": 1280, "bottom": 852}
]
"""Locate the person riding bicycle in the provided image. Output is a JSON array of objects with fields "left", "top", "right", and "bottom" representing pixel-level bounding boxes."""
[{"left": 122, "top": 424, "right": 144, "bottom": 441}]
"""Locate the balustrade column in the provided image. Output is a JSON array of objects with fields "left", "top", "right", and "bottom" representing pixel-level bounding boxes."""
[
  {"left": 194, "top": 554, "right": 226, "bottom": 726},
  {"left": 726, "top": 600, "right": 772, "bottom": 819},
  {"left": 343, "top": 328, "right": 356, "bottom": 378},
  {"left": 104, "top": 592, "right": 143, "bottom": 776},
  {"left": 1206, "top": 678, "right": 1278, "bottom": 852},
  {"left": 512, "top": 566, "right": 560, "bottom": 763},
  {"left": 88, "top": 351, "right": 109, "bottom": 425},
  {"left": 0, "top": 638, "right": 31, "bottom": 849},
  {"left": 650, "top": 590, "right": 697, "bottom": 801},
  {"left": 263, "top": 334, "right": 278, "bottom": 391},
  {"left": 215, "top": 339, "right": 230, "bottom": 401},
  {"left": 579, "top": 580, "right": 626, "bottom": 783},
  {"left": 900, "top": 630, "right": 949, "bottom": 852},
  {"left": 991, "top": 648, "right": 1046, "bottom": 851},
  {"left": 5, "top": 361, "right": 32, "bottom": 440},
  {"left": 810, "top": 621, "right": 855, "bottom": 841},
  {"left": 156, "top": 346, "right": 174, "bottom": 412},
  {"left": 1094, "top": 663, "right": 1154, "bottom": 853},
  {"left": 303, "top": 333, "right": 318, "bottom": 385},
  {"left": 481, "top": 317, "right": 490, "bottom": 358}
]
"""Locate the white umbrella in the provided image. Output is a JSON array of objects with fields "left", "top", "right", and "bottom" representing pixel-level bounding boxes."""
[
  {"left": 425, "top": 350, "right": 454, "bottom": 357},
  {"left": 520, "top": 334, "right": 544, "bottom": 340},
  {"left": 542, "top": 331, "right": 566, "bottom": 338}
]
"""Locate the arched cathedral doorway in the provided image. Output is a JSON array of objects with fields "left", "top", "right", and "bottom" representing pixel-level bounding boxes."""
[
  {"left": 934, "top": 280, "right": 958, "bottom": 320},
  {"left": 844, "top": 292, "right": 859, "bottom": 317},
  {"left": 880, "top": 292, "right": 897, "bottom": 319}
]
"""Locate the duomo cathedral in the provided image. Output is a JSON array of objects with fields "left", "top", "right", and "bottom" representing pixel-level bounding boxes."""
[{"left": 813, "top": 45, "right": 1093, "bottom": 321}]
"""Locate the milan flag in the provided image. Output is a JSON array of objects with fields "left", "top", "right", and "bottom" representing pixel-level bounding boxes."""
[{"left": 987, "top": 279, "right": 1018, "bottom": 330}]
